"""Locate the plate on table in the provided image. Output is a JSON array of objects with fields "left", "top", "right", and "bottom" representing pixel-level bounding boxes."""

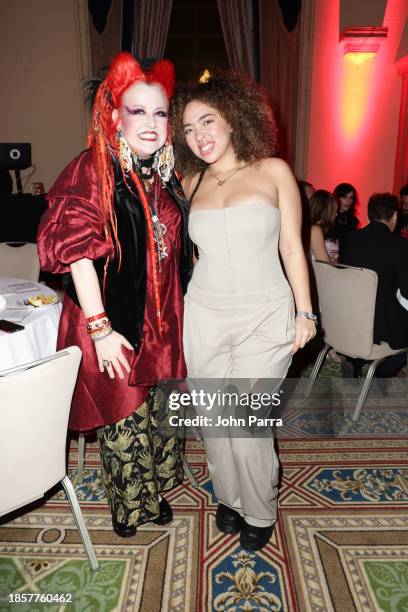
[{"left": 17, "top": 294, "right": 60, "bottom": 308}]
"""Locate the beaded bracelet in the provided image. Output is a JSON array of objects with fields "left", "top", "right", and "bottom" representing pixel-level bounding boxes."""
[
  {"left": 89, "top": 321, "right": 112, "bottom": 336},
  {"left": 88, "top": 318, "right": 111, "bottom": 335},
  {"left": 86, "top": 318, "right": 110, "bottom": 334}
]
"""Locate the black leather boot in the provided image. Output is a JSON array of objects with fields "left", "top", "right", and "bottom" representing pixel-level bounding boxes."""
[
  {"left": 112, "top": 518, "right": 137, "bottom": 538},
  {"left": 215, "top": 503, "right": 242, "bottom": 534},
  {"left": 153, "top": 497, "right": 173, "bottom": 525},
  {"left": 240, "top": 521, "right": 274, "bottom": 551}
]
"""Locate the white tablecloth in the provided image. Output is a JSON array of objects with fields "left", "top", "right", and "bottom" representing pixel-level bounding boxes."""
[{"left": 0, "top": 277, "right": 61, "bottom": 370}]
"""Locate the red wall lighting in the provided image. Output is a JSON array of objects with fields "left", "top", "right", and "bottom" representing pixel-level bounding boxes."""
[
  {"left": 340, "top": 26, "right": 388, "bottom": 54},
  {"left": 339, "top": 26, "right": 388, "bottom": 141}
]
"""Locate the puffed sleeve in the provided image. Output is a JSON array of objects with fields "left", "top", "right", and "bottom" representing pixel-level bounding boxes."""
[{"left": 37, "top": 150, "right": 113, "bottom": 273}]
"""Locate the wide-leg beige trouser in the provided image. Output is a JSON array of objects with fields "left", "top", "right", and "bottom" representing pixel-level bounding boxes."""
[{"left": 183, "top": 283, "right": 295, "bottom": 527}]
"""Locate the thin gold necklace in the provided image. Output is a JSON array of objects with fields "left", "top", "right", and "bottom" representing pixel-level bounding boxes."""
[{"left": 208, "top": 164, "right": 247, "bottom": 186}]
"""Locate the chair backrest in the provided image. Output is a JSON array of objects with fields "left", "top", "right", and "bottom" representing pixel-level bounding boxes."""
[
  {"left": 0, "top": 242, "right": 40, "bottom": 281},
  {"left": 312, "top": 260, "right": 378, "bottom": 359},
  {"left": 0, "top": 346, "right": 82, "bottom": 517}
]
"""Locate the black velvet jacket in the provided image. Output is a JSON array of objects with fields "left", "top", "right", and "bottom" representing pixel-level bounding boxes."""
[{"left": 63, "top": 160, "right": 193, "bottom": 350}]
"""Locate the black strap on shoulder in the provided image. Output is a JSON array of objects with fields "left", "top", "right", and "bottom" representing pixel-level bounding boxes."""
[{"left": 190, "top": 168, "right": 206, "bottom": 203}]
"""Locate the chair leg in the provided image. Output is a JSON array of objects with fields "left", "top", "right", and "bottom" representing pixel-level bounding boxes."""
[
  {"left": 61, "top": 475, "right": 100, "bottom": 573},
  {"left": 304, "top": 344, "right": 331, "bottom": 399},
  {"left": 183, "top": 455, "right": 199, "bottom": 489},
  {"left": 77, "top": 433, "right": 86, "bottom": 484},
  {"left": 352, "top": 358, "right": 383, "bottom": 422}
]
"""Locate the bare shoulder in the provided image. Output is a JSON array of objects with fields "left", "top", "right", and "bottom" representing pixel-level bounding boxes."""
[
  {"left": 311, "top": 224, "right": 324, "bottom": 238},
  {"left": 181, "top": 172, "right": 202, "bottom": 200},
  {"left": 258, "top": 157, "right": 294, "bottom": 181}
]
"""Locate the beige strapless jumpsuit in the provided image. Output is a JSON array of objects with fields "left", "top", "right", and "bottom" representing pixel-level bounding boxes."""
[{"left": 183, "top": 203, "right": 295, "bottom": 526}]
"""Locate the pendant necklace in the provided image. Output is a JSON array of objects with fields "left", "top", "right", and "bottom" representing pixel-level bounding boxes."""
[
  {"left": 208, "top": 164, "right": 247, "bottom": 186},
  {"left": 147, "top": 174, "right": 168, "bottom": 270}
]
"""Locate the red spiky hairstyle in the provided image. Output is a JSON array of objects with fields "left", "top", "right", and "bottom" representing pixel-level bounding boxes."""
[{"left": 86, "top": 52, "right": 175, "bottom": 308}]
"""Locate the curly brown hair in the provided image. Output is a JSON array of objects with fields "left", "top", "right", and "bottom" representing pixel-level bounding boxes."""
[
  {"left": 309, "top": 190, "right": 338, "bottom": 235},
  {"left": 170, "top": 69, "right": 278, "bottom": 176}
]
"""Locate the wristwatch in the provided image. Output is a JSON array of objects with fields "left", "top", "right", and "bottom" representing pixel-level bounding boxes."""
[{"left": 296, "top": 311, "right": 318, "bottom": 322}]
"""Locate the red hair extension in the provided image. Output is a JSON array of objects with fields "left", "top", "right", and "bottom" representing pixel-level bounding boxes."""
[
  {"left": 106, "top": 52, "right": 145, "bottom": 107},
  {"left": 128, "top": 168, "right": 163, "bottom": 337},
  {"left": 146, "top": 60, "right": 175, "bottom": 99}
]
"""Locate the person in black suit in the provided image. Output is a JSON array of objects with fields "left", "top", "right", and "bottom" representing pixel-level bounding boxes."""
[
  {"left": 339, "top": 193, "right": 408, "bottom": 378},
  {"left": 396, "top": 183, "right": 408, "bottom": 238}
]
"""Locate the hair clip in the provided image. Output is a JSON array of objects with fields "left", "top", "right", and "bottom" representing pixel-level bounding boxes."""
[{"left": 199, "top": 69, "right": 211, "bottom": 84}]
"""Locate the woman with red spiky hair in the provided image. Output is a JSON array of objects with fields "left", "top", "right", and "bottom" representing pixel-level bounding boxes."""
[{"left": 37, "top": 52, "right": 193, "bottom": 537}]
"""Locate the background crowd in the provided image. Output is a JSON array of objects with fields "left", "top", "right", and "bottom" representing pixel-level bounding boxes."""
[{"left": 299, "top": 179, "right": 408, "bottom": 379}]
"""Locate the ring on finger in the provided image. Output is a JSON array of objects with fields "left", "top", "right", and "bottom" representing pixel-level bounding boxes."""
[{"left": 102, "top": 359, "right": 112, "bottom": 368}]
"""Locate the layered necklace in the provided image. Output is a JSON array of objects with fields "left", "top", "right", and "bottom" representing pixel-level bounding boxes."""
[{"left": 135, "top": 154, "right": 168, "bottom": 268}]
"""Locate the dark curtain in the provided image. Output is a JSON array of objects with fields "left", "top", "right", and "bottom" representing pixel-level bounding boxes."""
[
  {"left": 131, "top": 0, "right": 173, "bottom": 60},
  {"left": 216, "top": 0, "right": 257, "bottom": 78},
  {"left": 259, "top": 0, "right": 301, "bottom": 164},
  {"left": 88, "top": 0, "right": 123, "bottom": 75},
  {"left": 88, "top": 0, "right": 113, "bottom": 34}
]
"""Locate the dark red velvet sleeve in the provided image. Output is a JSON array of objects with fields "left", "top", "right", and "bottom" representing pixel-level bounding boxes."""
[{"left": 37, "top": 150, "right": 113, "bottom": 273}]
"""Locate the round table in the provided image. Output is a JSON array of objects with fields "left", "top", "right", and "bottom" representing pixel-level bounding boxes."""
[{"left": 0, "top": 277, "right": 61, "bottom": 370}]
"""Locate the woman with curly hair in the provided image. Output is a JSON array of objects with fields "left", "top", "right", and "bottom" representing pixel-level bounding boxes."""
[
  {"left": 37, "top": 52, "right": 192, "bottom": 538},
  {"left": 309, "top": 189, "right": 339, "bottom": 262},
  {"left": 171, "top": 70, "right": 316, "bottom": 551}
]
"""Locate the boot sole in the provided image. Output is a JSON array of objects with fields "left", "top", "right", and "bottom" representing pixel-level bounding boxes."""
[
  {"left": 240, "top": 526, "right": 273, "bottom": 551},
  {"left": 216, "top": 516, "right": 242, "bottom": 534}
]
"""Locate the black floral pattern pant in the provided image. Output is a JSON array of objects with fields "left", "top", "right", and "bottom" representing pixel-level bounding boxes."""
[{"left": 97, "top": 387, "right": 183, "bottom": 526}]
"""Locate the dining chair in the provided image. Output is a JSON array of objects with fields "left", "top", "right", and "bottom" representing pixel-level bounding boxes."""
[
  {"left": 0, "top": 242, "right": 40, "bottom": 281},
  {"left": 0, "top": 347, "right": 99, "bottom": 572},
  {"left": 305, "top": 260, "right": 408, "bottom": 421}
]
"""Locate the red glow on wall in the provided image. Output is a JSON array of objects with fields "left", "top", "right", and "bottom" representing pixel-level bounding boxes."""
[
  {"left": 341, "top": 53, "right": 376, "bottom": 140},
  {"left": 308, "top": 0, "right": 408, "bottom": 226}
]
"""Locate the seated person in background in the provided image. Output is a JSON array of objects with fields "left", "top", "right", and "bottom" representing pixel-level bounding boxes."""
[
  {"left": 396, "top": 183, "right": 408, "bottom": 238},
  {"left": 331, "top": 182, "right": 359, "bottom": 241},
  {"left": 307, "top": 190, "right": 341, "bottom": 363},
  {"left": 298, "top": 180, "right": 315, "bottom": 201},
  {"left": 309, "top": 189, "right": 339, "bottom": 262},
  {"left": 298, "top": 180, "right": 315, "bottom": 250},
  {"left": 339, "top": 193, "right": 408, "bottom": 378}
]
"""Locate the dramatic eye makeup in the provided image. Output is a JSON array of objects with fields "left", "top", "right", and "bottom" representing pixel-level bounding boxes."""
[
  {"left": 124, "top": 105, "right": 144, "bottom": 115},
  {"left": 123, "top": 106, "right": 168, "bottom": 118}
]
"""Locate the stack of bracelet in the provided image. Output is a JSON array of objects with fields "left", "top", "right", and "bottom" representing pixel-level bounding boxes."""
[{"left": 86, "top": 311, "right": 113, "bottom": 342}]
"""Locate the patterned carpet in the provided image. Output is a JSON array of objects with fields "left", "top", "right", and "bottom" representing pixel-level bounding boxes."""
[{"left": 1, "top": 362, "right": 408, "bottom": 611}]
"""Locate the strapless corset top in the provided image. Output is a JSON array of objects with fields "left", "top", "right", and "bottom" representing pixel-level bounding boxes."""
[{"left": 189, "top": 203, "right": 288, "bottom": 294}]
